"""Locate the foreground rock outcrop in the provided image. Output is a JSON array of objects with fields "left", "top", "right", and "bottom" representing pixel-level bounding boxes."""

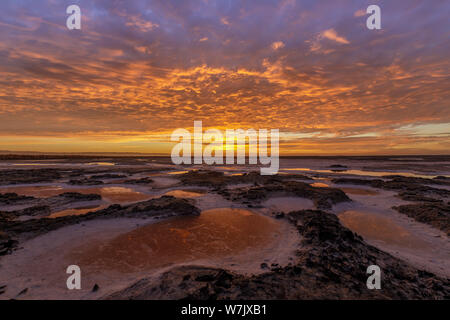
[{"left": 106, "top": 210, "right": 449, "bottom": 300}]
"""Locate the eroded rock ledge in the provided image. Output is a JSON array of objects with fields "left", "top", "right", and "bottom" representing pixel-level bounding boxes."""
[
  {"left": 219, "top": 181, "right": 350, "bottom": 210},
  {"left": 106, "top": 210, "right": 449, "bottom": 300},
  {"left": 180, "top": 170, "right": 311, "bottom": 187},
  {"left": 393, "top": 203, "right": 450, "bottom": 236}
]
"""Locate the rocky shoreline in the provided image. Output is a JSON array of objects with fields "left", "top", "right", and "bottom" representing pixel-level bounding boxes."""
[{"left": 0, "top": 163, "right": 449, "bottom": 300}]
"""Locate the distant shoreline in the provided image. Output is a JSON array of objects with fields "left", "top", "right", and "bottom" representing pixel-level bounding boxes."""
[{"left": 0, "top": 153, "right": 449, "bottom": 161}]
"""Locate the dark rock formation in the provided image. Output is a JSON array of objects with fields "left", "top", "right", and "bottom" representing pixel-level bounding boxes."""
[
  {"left": 220, "top": 181, "right": 350, "bottom": 210},
  {"left": 330, "top": 165, "right": 348, "bottom": 169},
  {"left": 329, "top": 164, "right": 348, "bottom": 172},
  {"left": 0, "top": 169, "right": 62, "bottom": 185},
  {"left": 1, "top": 205, "right": 51, "bottom": 219},
  {"left": 0, "top": 193, "right": 35, "bottom": 206},
  {"left": 90, "top": 174, "right": 127, "bottom": 179},
  {"left": 68, "top": 178, "right": 104, "bottom": 185},
  {"left": 381, "top": 175, "right": 450, "bottom": 186},
  {"left": 0, "top": 231, "right": 18, "bottom": 256},
  {"left": 393, "top": 203, "right": 450, "bottom": 235},
  {"left": 180, "top": 170, "right": 311, "bottom": 187},
  {"left": 122, "top": 177, "right": 154, "bottom": 185}
]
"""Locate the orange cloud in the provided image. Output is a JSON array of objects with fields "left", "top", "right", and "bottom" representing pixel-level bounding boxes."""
[{"left": 322, "top": 29, "right": 350, "bottom": 44}]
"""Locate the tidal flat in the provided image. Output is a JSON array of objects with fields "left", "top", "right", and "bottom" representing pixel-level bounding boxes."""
[{"left": 0, "top": 155, "right": 449, "bottom": 299}]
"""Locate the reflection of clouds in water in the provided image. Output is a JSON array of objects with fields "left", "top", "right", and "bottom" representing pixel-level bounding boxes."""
[
  {"left": 167, "top": 171, "right": 189, "bottom": 175},
  {"left": 163, "top": 190, "right": 204, "bottom": 198},
  {"left": 338, "top": 211, "right": 431, "bottom": 250},
  {"left": 310, "top": 182, "right": 329, "bottom": 188},
  {"left": 68, "top": 208, "right": 282, "bottom": 273},
  {"left": 49, "top": 205, "right": 107, "bottom": 218},
  {"left": 86, "top": 162, "right": 116, "bottom": 166},
  {"left": 98, "top": 187, "right": 150, "bottom": 203}
]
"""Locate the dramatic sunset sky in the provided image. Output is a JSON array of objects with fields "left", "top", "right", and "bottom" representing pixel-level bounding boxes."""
[{"left": 0, "top": 0, "right": 448, "bottom": 155}]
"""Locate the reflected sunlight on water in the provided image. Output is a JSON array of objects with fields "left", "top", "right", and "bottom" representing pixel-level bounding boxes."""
[
  {"left": 163, "top": 190, "right": 204, "bottom": 198},
  {"left": 338, "top": 211, "right": 431, "bottom": 249},
  {"left": 68, "top": 208, "right": 282, "bottom": 273}
]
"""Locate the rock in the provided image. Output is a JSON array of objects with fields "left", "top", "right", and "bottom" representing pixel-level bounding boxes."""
[
  {"left": 329, "top": 164, "right": 348, "bottom": 172},
  {"left": 68, "top": 178, "right": 104, "bottom": 185},
  {"left": 260, "top": 263, "right": 269, "bottom": 270},
  {"left": 90, "top": 174, "right": 126, "bottom": 179},
  {"left": 0, "top": 193, "right": 35, "bottom": 205},
  {"left": 0, "top": 169, "right": 62, "bottom": 185},
  {"left": 0, "top": 232, "right": 18, "bottom": 256},
  {"left": 58, "top": 192, "right": 102, "bottom": 201},
  {"left": 15, "top": 288, "right": 28, "bottom": 298},
  {"left": 275, "top": 212, "right": 285, "bottom": 219},
  {"left": 122, "top": 177, "right": 153, "bottom": 185},
  {"left": 330, "top": 164, "right": 348, "bottom": 169},
  {"left": 393, "top": 203, "right": 450, "bottom": 235},
  {"left": 180, "top": 170, "right": 311, "bottom": 187},
  {"left": 220, "top": 180, "right": 350, "bottom": 210},
  {"left": 3, "top": 205, "right": 51, "bottom": 218}
]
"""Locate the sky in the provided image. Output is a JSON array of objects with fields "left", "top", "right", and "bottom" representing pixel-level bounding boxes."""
[{"left": 0, "top": 0, "right": 449, "bottom": 155}]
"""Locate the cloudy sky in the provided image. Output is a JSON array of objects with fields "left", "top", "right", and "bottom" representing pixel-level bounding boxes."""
[{"left": 0, "top": 0, "right": 448, "bottom": 154}]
